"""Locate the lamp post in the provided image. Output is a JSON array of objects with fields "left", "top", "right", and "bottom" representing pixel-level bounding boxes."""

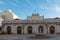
[
  {"left": 22, "top": 26, "right": 24, "bottom": 35},
  {"left": 22, "top": 25, "right": 25, "bottom": 35},
  {"left": 45, "top": 24, "right": 48, "bottom": 35}
]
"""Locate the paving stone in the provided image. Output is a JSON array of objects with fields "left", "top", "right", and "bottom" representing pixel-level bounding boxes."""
[{"left": 0, "top": 34, "right": 60, "bottom": 40}]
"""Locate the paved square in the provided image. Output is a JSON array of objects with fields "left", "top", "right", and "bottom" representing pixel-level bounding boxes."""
[{"left": 0, "top": 34, "right": 60, "bottom": 40}]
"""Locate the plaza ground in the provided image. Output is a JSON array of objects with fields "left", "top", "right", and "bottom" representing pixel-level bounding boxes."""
[{"left": 0, "top": 34, "right": 60, "bottom": 40}]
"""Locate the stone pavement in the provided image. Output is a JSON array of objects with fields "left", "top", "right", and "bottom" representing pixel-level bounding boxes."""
[{"left": 0, "top": 34, "right": 60, "bottom": 40}]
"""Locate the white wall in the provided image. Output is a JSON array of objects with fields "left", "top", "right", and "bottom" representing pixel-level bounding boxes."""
[
  {"left": 56, "top": 25, "right": 60, "bottom": 33},
  {"left": 3, "top": 24, "right": 60, "bottom": 34}
]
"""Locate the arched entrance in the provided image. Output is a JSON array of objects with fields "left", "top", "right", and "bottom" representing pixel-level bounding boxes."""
[
  {"left": 28, "top": 26, "right": 32, "bottom": 34},
  {"left": 0, "top": 28, "right": 2, "bottom": 30},
  {"left": 17, "top": 26, "right": 21, "bottom": 34},
  {"left": 7, "top": 26, "right": 11, "bottom": 34},
  {"left": 38, "top": 26, "right": 44, "bottom": 34},
  {"left": 50, "top": 26, "right": 55, "bottom": 34}
]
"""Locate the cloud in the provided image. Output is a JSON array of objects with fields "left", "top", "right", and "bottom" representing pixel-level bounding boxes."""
[
  {"left": 0, "top": 1, "right": 5, "bottom": 4},
  {"left": 55, "top": 6, "right": 60, "bottom": 12},
  {"left": 26, "top": 0, "right": 34, "bottom": 6},
  {"left": 26, "top": 0, "right": 32, "bottom": 5},
  {"left": 10, "top": 2, "right": 17, "bottom": 6}
]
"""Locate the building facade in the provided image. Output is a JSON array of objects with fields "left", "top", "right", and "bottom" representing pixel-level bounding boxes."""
[{"left": 0, "top": 9, "right": 60, "bottom": 35}]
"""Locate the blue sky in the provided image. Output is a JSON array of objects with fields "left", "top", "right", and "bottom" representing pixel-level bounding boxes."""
[{"left": 0, "top": 0, "right": 60, "bottom": 19}]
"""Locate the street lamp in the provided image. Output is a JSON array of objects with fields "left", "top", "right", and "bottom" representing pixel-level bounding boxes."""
[
  {"left": 22, "top": 25, "right": 25, "bottom": 35},
  {"left": 23, "top": 26, "right": 24, "bottom": 34},
  {"left": 45, "top": 24, "right": 48, "bottom": 35}
]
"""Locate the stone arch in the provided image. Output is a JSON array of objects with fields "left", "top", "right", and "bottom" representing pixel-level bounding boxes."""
[
  {"left": 28, "top": 26, "right": 32, "bottom": 34},
  {"left": 7, "top": 26, "right": 11, "bottom": 34},
  {"left": 17, "top": 26, "right": 22, "bottom": 34},
  {"left": 38, "top": 26, "right": 44, "bottom": 34},
  {"left": 50, "top": 26, "right": 55, "bottom": 34}
]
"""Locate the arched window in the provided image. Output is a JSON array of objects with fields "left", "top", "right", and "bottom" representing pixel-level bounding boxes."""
[
  {"left": 50, "top": 26, "right": 55, "bottom": 34},
  {"left": 17, "top": 26, "right": 21, "bottom": 34},
  {"left": 28, "top": 26, "right": 32, "bottom": 34},
  {"left": 7, "top": 26, "right": 11, "bottom": 34},
  {"left": 38, "top": 26, "right": 44, "bottom": 33},
  {"left": 0, "top": 28, "right": 2, "bottom": 30}
]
